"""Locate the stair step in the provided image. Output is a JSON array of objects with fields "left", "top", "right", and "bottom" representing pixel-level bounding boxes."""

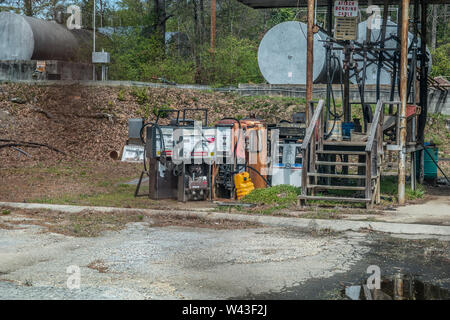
[
  {"left": 324, "top": 141, "right": 366, "bottom": 147},
  {"left": 316, "top": 161, "right": 366, "bottom": 166},
  {"left": 307, "top": 173, "right": 366, "bottom": 179},
  {"left": 307, "top": 185, "right": 366, "bottom": 191},
  {"left": 317, "top": 150, "right": 366, "bottom": 155},
  {"left": 298, "top": 195, "right": 370, "bottom": 202}
]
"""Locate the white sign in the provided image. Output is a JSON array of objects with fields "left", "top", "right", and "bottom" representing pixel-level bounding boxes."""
[
  {"left": 121, "top": 144, "right": 145, "bottom": 162},
  {"left": 334, "top": 1, "right": 359, "bottom": 17}
]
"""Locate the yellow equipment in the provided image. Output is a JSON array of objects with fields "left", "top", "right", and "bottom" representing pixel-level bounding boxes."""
[{"left": 234, "top": 172, "right": 255, "bottom": 200}]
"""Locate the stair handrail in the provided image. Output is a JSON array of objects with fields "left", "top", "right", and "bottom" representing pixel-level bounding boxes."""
[
  {"left": 365, "top": 100, "right": 384, "bottom": 152},
  {"left": 301, "top": 99, "right": 324, "bottom": 150}
]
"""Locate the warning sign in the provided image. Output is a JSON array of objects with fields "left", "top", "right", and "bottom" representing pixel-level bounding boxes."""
[
  {"left": 36, "top": 61, "right": 46, "bottom": 72},
  {"left": 334, "top": 1, "right": 359, "bottom": 17}
]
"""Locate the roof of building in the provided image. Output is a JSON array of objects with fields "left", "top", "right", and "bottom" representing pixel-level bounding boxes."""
[{"left": 237, "top": 0, "right": 449, "bottom": 9}]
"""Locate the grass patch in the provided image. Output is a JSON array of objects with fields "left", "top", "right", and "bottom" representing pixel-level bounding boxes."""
[
  {"left": 299, "top": 209, "right": 342, "bottom": 220},
  {"left": 31, "top": 183, "right": 156, "bottom": 209},
  {"left": 241, "top": 185, "right": 301, "bottom": 206},
  {"left": 240, "top": 185, "right": 300, "bottom": 215},
  {"left": 44, "top": 209, "right": 146, "bottom": 237},
  {"left": 380, "top": 176, "right": 425, "bottom": 200}
]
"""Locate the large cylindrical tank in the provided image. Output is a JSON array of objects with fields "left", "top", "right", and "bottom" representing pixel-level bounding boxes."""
[
  {"left": 258, "top": 21, "right": 340, "bottom": 85},
  {"left": 0, "top": 12, "right": 91, "bottom": 61},
  {"left": 352, "top": 18, "right": 432, "bottom": 85}
]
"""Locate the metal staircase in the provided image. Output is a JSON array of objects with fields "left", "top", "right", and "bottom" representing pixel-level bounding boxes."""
[{"left": 298, "top": 100, "right": 386, "bottom": 208}]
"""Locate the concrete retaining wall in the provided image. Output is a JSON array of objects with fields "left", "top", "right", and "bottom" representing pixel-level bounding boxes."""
[
  {"left": 238, "top": 83, "right": 450, "bottom": 115},
  {"left": 0, "top": 60, "right": 93, "bottom": 81},
  {"left": 0, "top": 79, "right": 448, "bottom": 115}
]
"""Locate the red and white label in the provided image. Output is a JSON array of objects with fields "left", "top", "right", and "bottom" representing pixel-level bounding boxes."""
[{"left": 334, "top": 1, "right": 359, "bottom": 17}]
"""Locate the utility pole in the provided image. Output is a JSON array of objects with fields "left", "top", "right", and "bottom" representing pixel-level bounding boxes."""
[
  {"left": 306, "top": 0, "right": 315, "bottom": 123},
  {"left": 398, "top": 0, "right": 410, "bottom": 205},
  {"left": 93, "top": 0, "right": 96, "bottom": 81}
]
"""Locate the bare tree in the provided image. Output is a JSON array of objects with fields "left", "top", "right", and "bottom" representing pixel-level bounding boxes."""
[{"left": 431, "top": 4, "right": 437, "bottom": 50}]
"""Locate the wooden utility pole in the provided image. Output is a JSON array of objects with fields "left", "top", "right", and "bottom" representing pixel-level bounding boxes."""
[
  {"left": 306, "top": 0, "right": 315, "bottom": 123},
  {"left": 418, "top": 0, "right": 428, "bottom": 184},
  {"left": 398, "top": 0, "right": 410, "bottom": 205}
]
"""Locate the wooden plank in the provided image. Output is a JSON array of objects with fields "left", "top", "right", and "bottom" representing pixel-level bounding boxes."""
[
  {"left": 307, "top": 173, "right": 366, "bottom": 179},
  {"left": 307, "top": 185, "right": 366, "bottom": 191},
  {"left": 301, "top": 148, "right": 308, "bottom": 196},
  {"left": 238, "top": 0, "right": 446, "bottom": 10},
  {"left": 301, "top": 100, "right": 324, "bottom": 150},
  {"left": 317, "top": 150, "right": 366, "bottom": 155},
  {"left": 323, "top": 141, "right": 366, "bottom": 147},
  {"left": 297, "top": 195, "right": 370, "bottom": 202},
  {"left": 366, "top": 100, "right": 384, "bottom": 152},
  {"left": 316, "top": 161, "right": 366, "bottom": 166}
]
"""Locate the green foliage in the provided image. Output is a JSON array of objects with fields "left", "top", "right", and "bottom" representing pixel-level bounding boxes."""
[
  {"left": 268, "top": 8, "right": 298, "bottom": 27},
  {"left": 430, "top": 43, "right": 450, "bottom": 77},
  {"left": 117, "top": 89, "right": 126, "bottom": 101},
  {"left": 130, "top": 87, "right": 148, "bottom": 105},
  {"left": 107, "top": 30, "right": 195, "bottom": 84},
  {"left": 241, "top": 185, "right": 301, "bottom": 206},
  {"left": 380, "top": 176, "right": 425, "bottom": 200},
  {"left": 106, "top": 31, "right": 263, "bottom": 86},
  {"left": 198, "top": 36, "right": 263, "bottom": 86},
  {"left": 1, "top": 209, "right": 11, "bottom": 215}
]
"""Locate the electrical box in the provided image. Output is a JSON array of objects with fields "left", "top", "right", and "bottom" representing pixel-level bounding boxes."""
[
  {"left": 271, "top": 143, "right": 303, "bottom": 187},
  {"left": 146, "top": 126, "right": 174, "bottom": 158}
]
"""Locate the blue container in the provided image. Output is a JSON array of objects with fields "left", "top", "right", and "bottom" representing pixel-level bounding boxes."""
[
  {"left": 342, "top": 122, "right": 355, "bottom": 139},
  {"left": 416, "top": 146, "right": 438, "bottom": 179}
]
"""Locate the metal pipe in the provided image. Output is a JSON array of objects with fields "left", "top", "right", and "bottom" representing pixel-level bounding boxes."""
[
  {"left": 306, "top": 0, "right": 315, "bottom": 123},
  {"left": 93, "top": 0, "right": 96, "bottom": 81},
  {"left": 418, "top": 0, "right": 428, "bottom": 184},
  {"left": 211, "top": 0, "right": 216, "bottom": 51},
  {"left": 377, "top": 0, "right": 390, "bottom": 101},
  {"left": 398, "top": 0, "right": 410, "bottom": 205}
]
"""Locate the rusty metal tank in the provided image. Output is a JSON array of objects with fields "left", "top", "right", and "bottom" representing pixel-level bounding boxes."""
[{"left": 0, "top": 12, "right": 92, "bottom": 61}]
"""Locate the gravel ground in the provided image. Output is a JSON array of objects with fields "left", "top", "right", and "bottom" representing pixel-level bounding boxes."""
[{"left": 0, "top": 216, "right": 369, "bottom": 300}]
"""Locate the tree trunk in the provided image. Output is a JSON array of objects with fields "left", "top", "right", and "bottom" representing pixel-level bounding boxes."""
[
  {"left": 193, "top": 0, "right": 202, "bottom": 83},
  {"left": 24, "top": 0, "right": 33, "bottom": 16},
  {"left": 200, "top": 0, "right": 205, "bottom": 43},
  {"left": 154, "top": 0, "right": 166, "bottom": 46},
  {"left": 431, "top": 4, "right": 437, "bottom": 50}
]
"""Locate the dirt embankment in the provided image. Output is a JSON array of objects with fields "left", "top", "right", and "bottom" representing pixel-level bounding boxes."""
[{"left": 0, "top": 83, "right": 303, "bottom": 167}]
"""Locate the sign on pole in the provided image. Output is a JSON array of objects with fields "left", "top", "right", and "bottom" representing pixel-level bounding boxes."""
[{"left": 334, "top": 1, "right": 359, "bottom": 17}]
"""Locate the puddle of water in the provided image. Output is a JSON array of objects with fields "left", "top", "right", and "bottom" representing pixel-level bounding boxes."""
[{"left": 343, "top": 273, "right": 450, "bottom": 300}]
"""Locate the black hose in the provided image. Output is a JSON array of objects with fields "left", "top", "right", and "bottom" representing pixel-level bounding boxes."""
[
  {"left": 245, "top": 164, "right": 271, "bottom": 187},
  {"left": 139, "top": 122, "right": 165, "bottom": 173},
  {"left": 324, "top": 55, "right": 343, "bottom": 140}
]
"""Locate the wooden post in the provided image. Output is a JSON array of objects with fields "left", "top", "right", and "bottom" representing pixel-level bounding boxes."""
[
  {"left": 398, "top": 0, "right": 410, "bottom": 205},
  {"left": 306, "top": 0, "right": 315, "bottom": 124},
  {"left": 418, "top": 0, "right": 428, "bottom": 184}
]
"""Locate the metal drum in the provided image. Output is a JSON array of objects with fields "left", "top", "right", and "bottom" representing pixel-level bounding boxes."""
[{"left": 258, "top": 21, "right": 340, "bottom": 85}]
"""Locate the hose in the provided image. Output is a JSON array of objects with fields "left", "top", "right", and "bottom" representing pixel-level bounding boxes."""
[
  {"left": 139, "top": 122, "right": 165, "bottom": 173},
  {"left": 245, "top": 164, "right": 271, "bottom": 187}
]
